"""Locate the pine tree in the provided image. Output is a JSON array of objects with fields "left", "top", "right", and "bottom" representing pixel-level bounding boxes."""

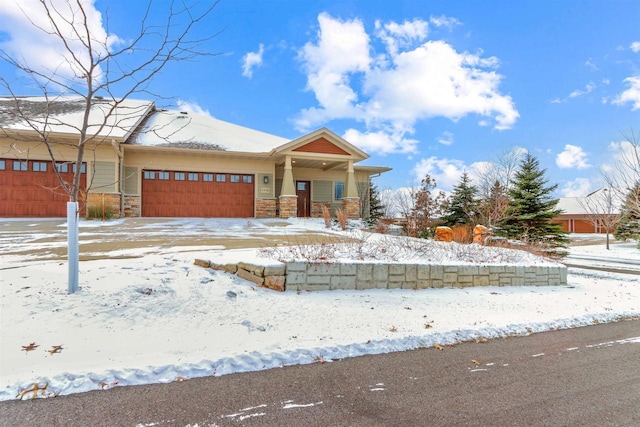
[
  {"left": 441, "top": 172, "right": 479, "bottom": 227},
  {"left": 614, "top": 184, "right": 640, "bottom": 242},
  {"left": 497, "top": 153, "right": 569, "bottom": 253},
  {"left": 367, "top": 181, "right": 385, "bottom": 226}
]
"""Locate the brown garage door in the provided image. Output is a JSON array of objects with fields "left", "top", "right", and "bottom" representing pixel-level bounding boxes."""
[
  {"left": 0, "top": 158, "right": 87, "bottom": 217},
  {"left": 141, "top": 170, "right": 255, "bottom": 217}
]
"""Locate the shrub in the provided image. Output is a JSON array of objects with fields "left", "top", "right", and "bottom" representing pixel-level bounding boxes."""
[
  {"left": 86, "top": 203, "right": 115, "bottom": 220},
  {"left": 452, "top": 225, "right": 472, "bottom": 244}
]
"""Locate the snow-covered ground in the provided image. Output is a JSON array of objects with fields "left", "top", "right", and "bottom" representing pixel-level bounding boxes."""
[{"left": 1, "top": 219, "right": 639, "bottom": 401}]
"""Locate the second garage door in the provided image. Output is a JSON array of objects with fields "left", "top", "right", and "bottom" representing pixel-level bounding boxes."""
[{"left": 141, "top": 170, "right": 255, "bottom": 217}]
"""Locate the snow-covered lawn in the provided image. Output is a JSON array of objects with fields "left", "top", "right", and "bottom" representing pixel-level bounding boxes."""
[{"left": 1, "top": 219, "right": 639, "bottom": 401}]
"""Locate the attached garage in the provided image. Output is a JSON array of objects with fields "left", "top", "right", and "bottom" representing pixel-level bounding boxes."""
[
  {"left": 0, "top": 158, "right": 86, "bottom": 217},
  {"left": 141, "top": 169, "right": 254, "bottom": 217}
]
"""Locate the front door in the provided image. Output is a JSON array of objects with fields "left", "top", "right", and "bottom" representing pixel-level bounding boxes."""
[{"left": 296, "top": 180, "right": 311, "bottom": 217}]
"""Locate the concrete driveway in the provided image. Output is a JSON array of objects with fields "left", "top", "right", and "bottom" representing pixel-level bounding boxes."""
[{"left": 0, "top": 217, "right": 348, "bottom": 262}]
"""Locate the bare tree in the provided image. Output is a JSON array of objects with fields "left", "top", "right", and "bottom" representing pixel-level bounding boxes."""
[
  {"left": 0, "top": 0, "right": 219, "bottom": 292},
  {"left": 578, "top": 188, "right": 621, "bottom": 250},
  {"left": 602, "top": 128, "right": 640, "bottom": 220},
  {"left": 475, "top": 147, "right": 525, "bottom": 200}
]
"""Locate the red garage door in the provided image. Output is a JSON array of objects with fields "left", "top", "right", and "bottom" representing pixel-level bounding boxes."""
[
  {"left": 0, "top": 158, "right": 86, "bottom": 217},
  {"left": 141, "top": 170, "right": 255, "bottom": 217}
]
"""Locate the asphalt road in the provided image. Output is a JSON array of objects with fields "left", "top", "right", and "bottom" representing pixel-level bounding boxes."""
[{"left": 2, "top": 319, "right": 639, "bottom": 427}]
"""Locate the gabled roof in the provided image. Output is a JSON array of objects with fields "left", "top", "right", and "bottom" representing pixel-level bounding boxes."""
[
  {"left": 0, "top": 96, "right": 154, "bottom": 141},
  {"left": 130, "top": 109, "right": 289, "bottom": 152}
]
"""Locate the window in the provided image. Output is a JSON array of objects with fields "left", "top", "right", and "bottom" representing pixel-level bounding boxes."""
[
  {"left": 188, "top": 173, "right": 199, "bottom": 181},
  {"left": 297, "top": 182, "right": 307, "bottom": 191},
  {"left": 216, "top": 174, "right": 226, "bottom": 182},
  {"left": 203, "top": 173, "right": 213, "bottom": 182},
  {"left": 242, "top": 175, "right": 252, "bottom": 183},
  {"left": 32, "top": 162, "right": 47, "bottom": 172},
  {"left": 174, "top": 172, "right": 185, "bottom": 181},
  {"left": 158, "top": 171, "right": 169, "bottom": 180},
  {"left": 144, "top": 171, "right": 156, "bottom": 180},
  {"left": 55, "top": 163, "right": 68, "bottom": 173},
  {"left": 230, "top": 175, "right": 240, "bottom": 183},
  {"left": 13, "top": 161, "right": 27, "bottom": 171},
  {"left": 0, "top": 160, "right": 5, "bottom": 170},
  {"left": 334, "top": 182, "right": 344, "bottom": 200},
  {"left": 72, "top": 163, "right": 86, "bottom": 173}
]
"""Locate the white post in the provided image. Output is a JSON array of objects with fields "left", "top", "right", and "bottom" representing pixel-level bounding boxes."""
[{"left": 67, "top": 201, "right": 79, "bottom": 293}]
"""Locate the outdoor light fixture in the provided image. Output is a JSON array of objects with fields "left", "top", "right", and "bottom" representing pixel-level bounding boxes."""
[{"left": 263, "top": 176, "right": 269, "bottom": 184}]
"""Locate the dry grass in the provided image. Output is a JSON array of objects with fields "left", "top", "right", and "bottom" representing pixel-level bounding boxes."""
[
  {"left": 452, "top": 225, "right": 472, "bottom": 244},
  {"left": 321, "top": 205, "right": 331, "bottom": 228},
  {"left": 336, "top": 208, "right": 347, "bottom": 231}
]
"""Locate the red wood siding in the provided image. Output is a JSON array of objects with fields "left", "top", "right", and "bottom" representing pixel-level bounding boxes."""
[
  {"left": 141, "top": 170, "right": 254, "bottom": 217},
  {"left": 0, "top": 158, "right": 86, "bottom": 217},
  {"left": 293, "top": 137, "right": 350, "bottom": 155}
]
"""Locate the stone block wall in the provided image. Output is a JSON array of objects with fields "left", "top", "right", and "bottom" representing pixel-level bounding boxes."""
[
  {"left": 256, "top": 198, "right": 277, "bottom": 218},
  {"left": 194, "top": 258, "right": 567, "bottom": 292}
]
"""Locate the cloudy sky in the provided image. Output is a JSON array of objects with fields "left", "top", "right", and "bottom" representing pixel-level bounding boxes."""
[{"left": 1, "top": 0, "right": 639, "bottom": 196}]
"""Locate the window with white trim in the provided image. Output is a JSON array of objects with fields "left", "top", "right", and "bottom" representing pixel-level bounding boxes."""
[
  {"left": 230, "top": 175, "right": 240, "bottom": 183},
  {"left": 216, "top": 174, "right": 226, "bottom": 182},
  {"left": 174, "top": 172, "right": 185, "bottom": 181},
  {"left": 56, "top": 163, "right": 68, "bottom": 173},
  {"left": 158, "top": 171, "right": 169, "bottom": 180},
  {"left": 203, "top": 173, "right": 213, "bottom": 182},
  {"left": 144, "top": 171, "right": 156, "bottom": 179},
  {"left": 72, "top": 164, "right": 86, "bottom": 173},
  {"left": 188, "top": 172, "right": 198, "bottom": 181},
  {"left": 334, "top": 182, "right": 344, "bottom": 200},
  {"left": 242, "top": 175, "right": 252, "bottom": 183},
  {"left": 0, "top": 160, "right": 5, "bottom": 170}
]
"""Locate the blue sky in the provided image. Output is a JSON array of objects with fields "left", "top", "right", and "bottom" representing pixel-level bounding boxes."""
[{"left": 1, "top": 0, "right": 639, "bottom": 197}]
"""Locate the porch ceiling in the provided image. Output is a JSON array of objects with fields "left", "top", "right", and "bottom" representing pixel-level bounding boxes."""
[{"left": 276, "top": 157, "right": 348, "bottom": 171}]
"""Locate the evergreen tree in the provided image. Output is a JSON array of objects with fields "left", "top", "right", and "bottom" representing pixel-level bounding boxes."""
[
  {"left": 497, "top": 153, "right": 569, "bottom": 253},
  {"left": 614, "top": 184, "right": 640, "bottom": 242},
  {"left": 441, "top": 172, "right": 479, "bottom": 227},
  {"left": 367, "top": 181, "right": 385, "bottom": 226}
]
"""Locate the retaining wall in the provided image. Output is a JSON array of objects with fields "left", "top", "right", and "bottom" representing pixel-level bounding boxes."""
[{"left": 194, "top": 259, "right": 567, "bottom": 292}]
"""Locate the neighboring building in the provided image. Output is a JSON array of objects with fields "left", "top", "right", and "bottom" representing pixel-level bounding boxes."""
[
  {"left": 552, "top": 188, "right": 622, "bottom": 233},
  {"left": 0, "top": 97, "right": 390, "bottom": 219}
]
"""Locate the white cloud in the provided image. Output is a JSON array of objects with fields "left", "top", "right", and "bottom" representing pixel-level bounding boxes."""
[
  {"left": 412, "top": 156, "right": 466, "bottom": 190},
  {"left": 0, "top": 0, "right": 119, "bottom": 88},
  {"left": 241, "top": 43, "right": 265, "bottom": 78},
  {"left": 630, "top": 41, "right": 640, "bottom": 53},
  {"left": 176, "top": 99, "right": 211, "bottom": 116},
  {"left": 585, "top": 58, "right": 598, "bottom": 70},
  {"left": 556, "top": 144, "right": 590, "bottom": 169},
  {"left": 429, "top": 15, "right": 461, "bottom": 30},
  {"left": 436, "top": 131, "right": 454, "bottom": 146},
  {"left": 612, "top": 76, "right": 640, "bottom": 110},
  {"left": 343, "top": 128, "right": 418, "bottom": 155},
  {"left": 295, "top": 13, "right": 519, "bottom": 155},
  {"left": 560, "top": 178, "right": 592, "bottom": 197},
  {"left": 569, "top": 82, "right": 596, "bottom": 98}
]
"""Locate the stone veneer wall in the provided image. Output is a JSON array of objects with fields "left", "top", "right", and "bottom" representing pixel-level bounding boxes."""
[
  {"left": 194, "top": 259, "right": 567, "bottom": 292},
  {"left": 123, "top": 195, "right": 141, "bottom": 217},
  {"left": 279, "top": 195, "right": 297, "bottom": 218},
  {"left": 341, "top": 197, "right": 360, "bottom": 219},
  {"left": 311, "top": 201, "right": 331, "bottom": 218},
  {"left": 256, "top": 198, "right": 277, "bottom": 218}
]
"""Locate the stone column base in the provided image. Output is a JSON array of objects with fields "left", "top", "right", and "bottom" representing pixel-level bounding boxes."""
[
  {"left": 256, "top": 198, "right": 277, "bottom": 218},
  {"left": 341, "top": 197, "right": 360, "bottom": 219},
  {"left": 279, "top": 195, "right": 298, "bottom": 218}
]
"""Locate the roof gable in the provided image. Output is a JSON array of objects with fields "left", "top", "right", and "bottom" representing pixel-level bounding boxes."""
[
  {"left": 292, "top": 137, "right": 350, "bottom": 156},
  {"left": 273, "top": 128, "right": 369, "bottom": 160}
]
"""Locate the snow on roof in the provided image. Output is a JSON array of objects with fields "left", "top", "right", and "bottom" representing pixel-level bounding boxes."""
[
  {"left": 557, "top": 188, "right": 623, "bottom": 215},
  {"left": 0, "top": 96, "right": 153, "bottom": 140},
  {"left": 131, "top": 109, "right": 290, "bottom": 153}
]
